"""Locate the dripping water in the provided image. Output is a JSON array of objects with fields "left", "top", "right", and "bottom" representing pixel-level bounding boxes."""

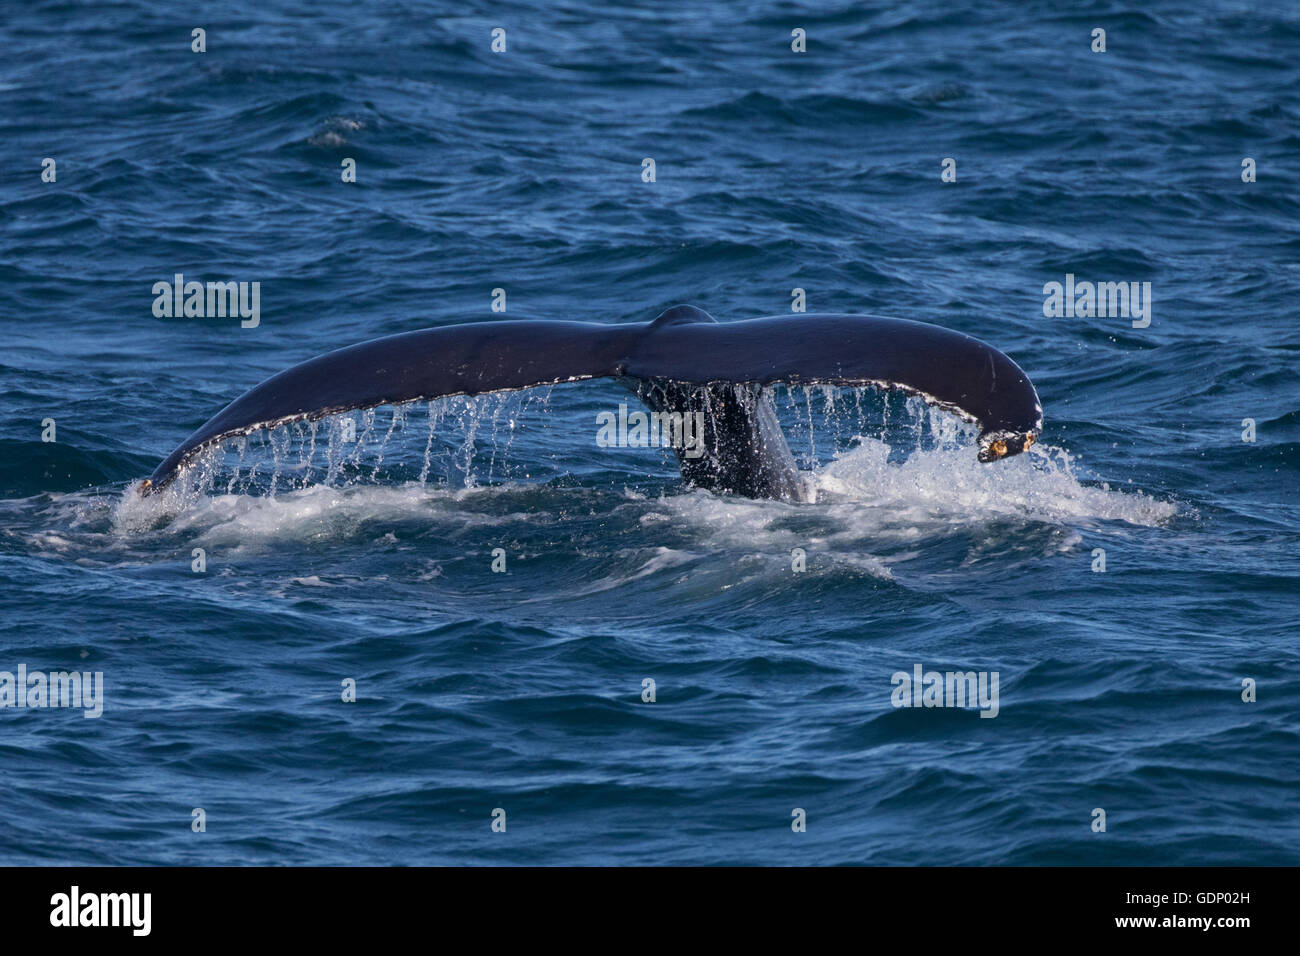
[{"left": 147, "top": 382, "right": 1017, "bottom": 507}]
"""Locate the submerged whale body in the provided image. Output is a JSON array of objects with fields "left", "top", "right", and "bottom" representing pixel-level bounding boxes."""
[{"left": 141, "top": 306, "right": 1043, "bottom": 500}]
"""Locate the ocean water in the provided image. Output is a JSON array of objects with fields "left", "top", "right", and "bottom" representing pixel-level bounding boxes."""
[{"left": 1, "top": 0, "right": 1298, "bottom": 865}]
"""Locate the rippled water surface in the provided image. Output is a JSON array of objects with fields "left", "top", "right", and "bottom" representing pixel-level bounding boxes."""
[{"left": 1, "top": 0, "right": 1297, "bottom": 864}]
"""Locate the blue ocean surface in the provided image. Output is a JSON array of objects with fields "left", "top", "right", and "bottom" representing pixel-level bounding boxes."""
[{"left": 1, "top": 0, "right": 1297, "bottom": 865}]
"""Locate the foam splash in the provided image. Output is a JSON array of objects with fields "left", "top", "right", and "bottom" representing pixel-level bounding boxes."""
[
  {"left": 113, "top": 480, "right": 530, "bottom": 548},
  {"left": 111, "top": 384, "right": 1178, "bottom": 546},
  {"left": 816, "top": 438, "right": 1176, "bottom": 527}
]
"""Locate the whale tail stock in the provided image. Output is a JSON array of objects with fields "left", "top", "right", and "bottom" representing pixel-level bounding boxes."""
[{"left": 140, "top": 305, "right": 1042, "bottom": 500}]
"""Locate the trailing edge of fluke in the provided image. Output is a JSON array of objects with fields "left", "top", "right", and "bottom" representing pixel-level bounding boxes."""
[{"left": 141, "top": 306, "right": 1043, "bottom": 501}]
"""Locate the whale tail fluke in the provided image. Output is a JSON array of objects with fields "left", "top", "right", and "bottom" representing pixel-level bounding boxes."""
[{"left": 141, "top": 308, "right": 1042, "bottom": 500}]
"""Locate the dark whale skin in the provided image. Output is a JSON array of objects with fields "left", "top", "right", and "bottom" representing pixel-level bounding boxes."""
[{"left": 142, "top": 306, "right": 1042, "bottom": 499}]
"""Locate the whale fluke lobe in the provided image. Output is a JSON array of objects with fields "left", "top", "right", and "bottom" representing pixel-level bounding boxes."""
[{"left": 142, "top": 308, "right": 1042, "bottom": 500}]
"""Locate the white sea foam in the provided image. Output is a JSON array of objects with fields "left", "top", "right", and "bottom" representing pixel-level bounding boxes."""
[
  {"left": 113, "top": 481, "right": 533, "bottom": 551},
  {"left": 110, "top": 433, "right": 1175, "bottom": 551},
  {"left": 104, "top": 385, "right": 1177, "bottom": 564},
  {"left": 816, "top": 438, "right": 1176, "bottom": 527}
]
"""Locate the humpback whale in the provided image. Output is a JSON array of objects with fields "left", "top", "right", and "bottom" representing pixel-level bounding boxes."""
[{"left": 140, "top": 306, "right": 1042, "bottom": 500}]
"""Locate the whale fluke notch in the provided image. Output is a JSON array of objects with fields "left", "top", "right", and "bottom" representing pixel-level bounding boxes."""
[
  {"left": 647, "top": 304, "right": 719, "bottom": 329},
  {"left": 141, "top": 308, "right": 1042, "bottom": 500}
]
